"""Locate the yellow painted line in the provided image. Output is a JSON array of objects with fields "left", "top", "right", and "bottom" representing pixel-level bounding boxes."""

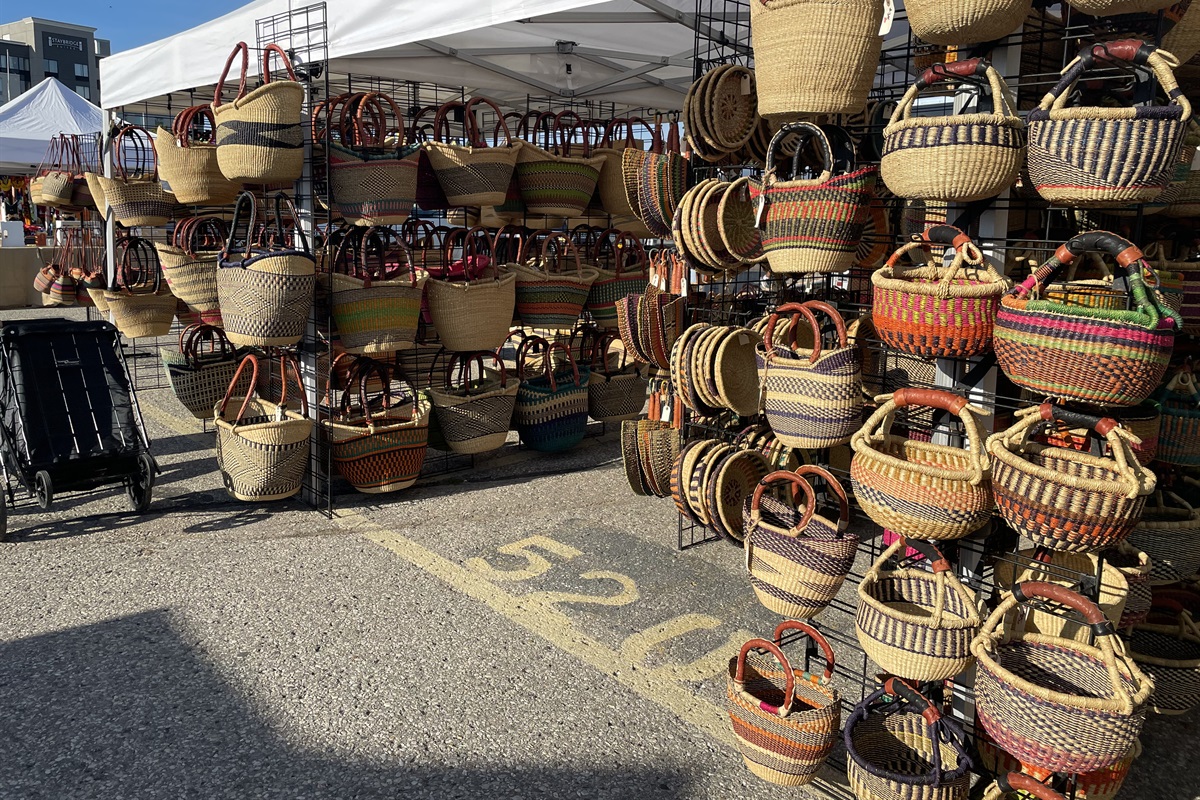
[{"left": 332, "top": 509, "right": 735, "bottom": 746}]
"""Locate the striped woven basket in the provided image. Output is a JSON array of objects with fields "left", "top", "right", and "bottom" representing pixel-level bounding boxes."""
[
  {"left": 586, "top": 232, "right": 649, "bottom": 329},
  {"left": 429, "top": 352, "right": 518, "bottom": 455},
  {"left": 1157, "top": 366, "right": 1200, "bottom": 466},
  {"left": 882, "top": 58, "right": 1026, "bottom": 201},
  {"left": 976, "top": 729, "right": 1139, "bottom": 800},
  {"left": 154, "top": 105, "right": 241, "bottom": 206},
  {"left": 1106, "top": 542, "right": 1152, "bottom": 628},
  {"left": 872, "top": 226, "right": 1009, "bottom": 358},
  {"left": 161, "top": 324, "right": 247, "bottom": 420},
  {"left": 1027, "top": 41, "right": 1191, "bottom": 205},
  {"left": 330, "top": 227, "right": 428, "bottom": 356},
  {"left": 850, "top": 388, "right": 993, "bottom": 541},
  {"left": 988, "top": 403, "right": 1155, "bottom": 553},
  {"left": 1127, "top": 594, "right": 1200, "bottom": 715},
  {"left": 1128, "top": 491, "right": 1200, "bottom": 584},
  {"left": 212, "top": 43, "right": 304, "bottom": 185},
  {"left": 156, "top": 216, "right": 227, "bottom": 327},
  {"left": 104, "top": 237, "right": 177, "bottom": 339},
  {"left": 750, "top": 122, "right": 878, "bottom": 275},
  {"left": 424, "top": 97, "right": 522, "bottom": 207},
  {"left": 759, "top": 301, "right": 862, "bottom": 449},
  {"left": 726, "top": 622, "right": 840, "bottom": 787},
  {"left": 845, "top": 680, "right": 973, "bottom": 800},
  {"left": 856, "top": 538, "right": 982, "bottom": 682},
  {"left": 514, "top": 340, "right": 590, "bottom": 453},
  {"left": 993, "top": 231, "right": 1181, "bottom": 407},
  {"left": 215, "top": 355, "right": 313, "bottom": 502},
  {"left": 586, "top": 336, "right": 647, "bottom": 423},
  {"left": 980, "top": 773, "right": 1069, "bottom": 800},
  {"left": 513, "top": 233, "right": 599, "bottom": 330},
  {"left": 515, "top": 112, "right": 605, "bottom": 218},
  {"left": 329, "top": 142, "right": 421, "bottom": 226},
  {"left": 971, "top": 582, "right": 1153, "bottom": 774},
  {"left": 744, "top": 468, "right": 859, "bottom": 620},
  {"left": 1035, "top": 400, "right": 1161, "bottom": 466}
]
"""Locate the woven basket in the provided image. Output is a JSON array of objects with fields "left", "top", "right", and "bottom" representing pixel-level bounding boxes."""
[
  {"left": 429, "top": 352, "right": 518, "bottom": 455},
  {"left": 873, "top": 226, "right": 1009, "bottom": 358},
  {"left": 993, "top": 549, "right": 1130, "bottom": 643},
  {"left": 905, "top": 0, "right": 1032, "bottom": 45},
  {"left": 628, "top": 126, "right": 686, "bottom": 239},
  {"left": 1036, "top": 400, "right": 1159, "bottom": 466},
  {"left": 750, "top": 0, "right": 883, "bottom": 118},
  {"left": 329, "top": 141, "right": 421, "bottom": 226},
  {"left": 759, "top": 301, "right": 862, "bottom": 449},
  {"left": 592, "top": 118, "right": 641, "bottom": 218},
  {"left": 586, "top": 233, "right": 649, "bottom": 329},
  {"left": 857, "top": 539, "right": 982, "bottom": 682},
  {"left": 1028, "top": 41, "right": 1191, "bottom": 205},
  {"left": 1106, "top": 542, "right": 1152, "bottom": 628},
  {"left": 977, "top": 729, "right": 1138, "bottom": 800},
  {"left": 157, "top": 216, "right": 227, "bottom": 327},
  {"left": 972, "top": 582, "right": 1153, "bottom": 774},
  {"left": 750, "top": 122, "right": 878, "bottom": 275},
  {"left": 726, "top": 622, "right": 840, "bottom": 787},
  {"left": 162, "top": 324, "right": 246, "bottom": 419},
  {"left": 513, "top": 233, "right": 599, "bottom": 330},
  {"left": 845, "top": 680, "right": 973, "bottom": 800},
  {"left": 1157, "top": 366, "right": 1200, "bottom": 466},
  {"left": 215, "top": 355, "right": 313, "bottom": 502},
  {"left": 883, "top": 59, "right": 1026, "bottom": 201},
  {"left": 104, "top": 237, "right": 177, "bottom": 339},
  {"left": 515, "top": 112, "right": 605, "bottom": 218},
  {"left": 587, "top": 336, "right": 647, "bottom": 423},
  {"left": 993, "top": 231, "right": 1181, "bottom": 407},
  {"left": 155, "top": 104, "right": 241, "bottom": 206},
  {"left": 514, "top": 340, "right": 590, "bottom": 453},
  {"left": 425, "top": 97, "right": 522, "bottom": 207},
  {"left": 988, "top": 403, "right": 1155, "bottom": 553},
  {"left": 1071, "top": 0, "right": 1177, "bottom": 14},
  {"left": 330, "top": 227, "right": 428, "bottom": 355},
  {"left": 850, "top": 388, "right": 993, "bottom": 541},
  {"left": 1128, "top": 491, "right": 1200, "bottom": 584},
  {"left": 1127, "top": 596, "right": 1200, "bottom": 715},
  {"left": 426, "top": 262, "right": 517, "bottom": 353},
  {"left": 744, "top": 468, "right": 859, "bottom": 619},
  {"left": 212, "top": 43, "right": 304, "bottom": 185},
  {"left": 217, "top": 192, "right": 316, "bottom": 348}
]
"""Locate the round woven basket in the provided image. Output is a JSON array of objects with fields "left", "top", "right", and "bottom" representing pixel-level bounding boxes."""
[
  {"left": 993, "top": 549, "right": 1129, "bottom": 644},
  {"left": 976, "top": 729, "right": 1139, "bottom": 800},
  {"left": 424, "top": 97, "right": 522, "bottom": 207},
  {"left": 1127, "top": 595, "right": 1200, "bottom": 715},
  {"left": 1128, "top": 491, "right": 1200, "bottom": 584},
  {"left": 905, "top": 0, "right": 1032, "bottom": 45}
]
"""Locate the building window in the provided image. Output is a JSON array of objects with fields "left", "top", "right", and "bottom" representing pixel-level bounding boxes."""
[
  {"left": 74, "top": 63, "right": 88, "bottom": 79},
  {"left": 45, "top": 58, "right": 58, "bottom": 74},
  {"left": 0, "top": 55, "right": 6, "bottom": 70},
  {"left": 75, "top": 85, "right": 90, "bottom": 100}
]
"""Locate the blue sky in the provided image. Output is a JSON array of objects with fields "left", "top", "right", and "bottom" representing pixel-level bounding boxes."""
[{"left": 7, "top": 1, "right": 248, "bottom": 52}]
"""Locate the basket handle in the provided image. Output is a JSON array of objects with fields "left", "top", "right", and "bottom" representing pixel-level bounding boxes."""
[
  {"left": 540, "top": 340, "right": 582, "bottom": 393},
  {"left": 793, "top": 465, "right": 850, "bottom": 534},
  {"left": 539, "top": 232, "right": 585, "bottom": 278},
  {"left": 991, "top": 774, "right": 1066, "bottom": 800},
  {"left": 492, "top": 225, "right": 527, "bottom": 265},
  {"left": 747, "top": 471, "right": 817, "bottom": 537},
  {"left": 893, "top": 387, "right": 969, "bottom": 415},
  {"left": 217, "top": 353, "right": 260, "bottom": 424},
  {"left": 763, "top": 121, "right": 833, "bottom": 185},
  {"left": 1012, "top": 581, "right": 1110, "bottom": 629},
  {"left": 261, "top": 43, "right": 299, "bottom": 83},
  {"left": 772, "top": 620, "right": 836, "bottom": 680},
  {"left": 212, "top": 41, "right": 250, "bottom": 108},
  {"left": 465, "top": 96, "right": 510, "bottom": 147},
  {"left": 173, "top": 104, "right": 218, "bottom": 146},
  {"left": 763, "top": 303, "right": 818, "bottom": 361},
  {"left": 590, "top": 332, "right": 627, "bottom": 376},
  {"left": 183, "top": 323, "right": 235, "bottom": 365},
  {"left": 915, "top": 57, "right": 988, "bottom": 90},
  {"left": 733, "top": 638, "right": 796, "bottom": 717},
  {"left": 222, "top": 191, "right": 258, "bottom": 262},
  {"left": 515, "top": 333, "right": 549, "bottom": 382},
  {"left": 896, "top": 536, "right": 953, "bottom": 573},
  {"left": 883, "top": 676, "right": 942, "bottom": 724},
  {"left": 446, "top": 349, "right": 508, "bottom": 392},
  {"left": 1045, "top": 41, "right": 1191, "bottom": 119}
]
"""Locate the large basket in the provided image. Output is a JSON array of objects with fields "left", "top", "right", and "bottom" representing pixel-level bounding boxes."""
[
  {"left": 154, "top": 105, "right": 241, "bottom": 206},
  {"left": 993, "top": 231, "right": 1181, "bottom": 407},
  {"left": 514, "top": 340, "right": 590, "bottom": 453},
  {"left": 424, "top": 97, "right": 522, "bottom": 207},
  {"left": 726, "top": 622, "right": 840, "bottom": 787},
  {"left": 904, "top": 0, "right": 1032, "bottom": 45},
  {"left": 971, "top": 582, "right": 1152, "bottom": 774},
  {"left": 156, "top": 216, "right": 227, "bottom": 327},
  {"left": 750, "top": 0, "right": 883, "bottom": 118},
  {"left": 217, "top": 192, "right": 317, "bottom": 348},
  {"left": 845, "top": 680, "right": 973, "bottom": 800},
  {"left": 429, "top": 352, "right": 518, "bottom": 455},
  {"left": 1027, "top": 41, "right": 1191, "bottom": 205},
  {"left": 988, "top": 403, "right": 1155, "bottom": 553},
  {"left": 857, "top": 539, "right": 982, "bottom": 682},
  {"left": 212, "top": 43, "right": 304, "bottom": 185},
  {"left": 883, "top": 59, "right": 1026, "bottom": 201},
  {"left": 1157, "top": 366, "right": 1200, "bottom": 466},
  {"left": 329, "top": 227, "right": 428, "bottom": 355},
  {"left": 513, "top": 233, "right": 599, "bottom": 330},
  {"left": 1127, "top": 593, "right": 1200, "bottom": 715},
  {"left": 426, "top": 264, "right": 516, "bottom": 353},
  {"left": 515, "top": 112, "right": 605, "bottom": 218},
  {"left": 327, "top": 91, "right": 420, "bottom": 225},
  {"left": 744, "top": 468, "right": 859, "bottom": 620},
  {"left": 976, "top": 729, "right": 1139, "bottom": 800},
  {"left": 1128, "top": 491, "right": 1200, "bottom": 584},
  {"left": 759, "top": 301, "right": 862, "bottom": 449},
  {"left": 872, "top": 226, "right": 1009, "bottom": 358},
  {"left": 585, "top": 232, "right": 649, "bottom": 329},
  {"left": 162, "top": 324, "right": 247, "bottom": 419},
  {"left": 750, "top": 123, "right": 878, "bottom": 275},
  {"left": 850, "top": 389, "right": 993, "bottom": 541},
  {"left": 215, "top": 355, "right": 313, "bottom": 502},
  {"left": 104, "top": 237, "right": 177, "bottom": 339},
  {"left": 586, "top": 335, "right": 647, "bottom": 423}
]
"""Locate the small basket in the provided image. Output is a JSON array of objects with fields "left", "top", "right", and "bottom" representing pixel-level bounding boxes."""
[
  {"left": 726, "top": 622, "right": 840, "bottom": 787},
  {"left": 429, "top": 351, "right": 518, "bottom": 456},
  {"left": 155, "top": 105, "right": 241, "bottom": 206},
  {"left": 156, "top": 216, "right": 227, "bottom": 327},
  {"left": 971, "top": 581, "right": 1153, "bottom": 774},
  {"left": 988, "top": 403, "right": 1155, "bottom": 553},
  {"left": 856, "top": 538, "right": 982, "bottom": 682},
  {"left": 904, "top": 0, "right": 1033, "bottom": 45},
  {"left": 513, "top": 232, "right": 599, "bottom": 330},
  {"left": 850, "top": 388, "right": 993, "bottom": 541},
  {"left": 1127, "top": 592, "right": 1200, "bottom": 715},
  {"left": 104, "top": 237, "right": 177, "bottom": 339},
  {"left": 161, "top": 324, "right": 247, "bottom": 420}
]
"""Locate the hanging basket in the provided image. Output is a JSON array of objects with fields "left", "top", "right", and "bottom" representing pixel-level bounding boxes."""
[
  {"left": 726, "top": 622, "right": 841, "bottom": 787},
  {"left": 1128, "top": 491, "right": 1200, "bottom": 584},
  {"left": 329, "top": 226, "right": 428, "bottom": 355},
  {"left": 424, "top": 97, "right": 522, "bottom": 207},
  {"left": 971, "top": 581, "right": 1153, "bottom": 774},
  {"left": 212, "top": 43, "right": 304, "bottom": 185},
  {"left": 904, "top": 0, "right": 1033, "bottom": 45},
  {"left": 988, "top": 403, "right": 1155, "bottom": 553},
  {"left": 1127, "top": 592, "right": 1200, "bottom": 715},
  {"left": 428, "top": 351, "right": 518, "bottom": 455},
  {"left": 976, "top": 729, "right": 1139, "bottom": 800},
  {"left": 1157, "top": 364, "right": 1200, "bottom": 466},
  {"left": 586, "top": 232, "right": 649, "bottom": 329},
  {"left": 156, "top": 105, "right": 242, "bottom": 206},
  {"left": 586, "top": 334, "right": 647, "bottom": 423},
  {"left": 162, "top": 324, "right": 248, "bottom": 420},
  {"left": 513, "top": 232, "right": 599, "bottom": 330},
  {"left": 514, "top": 339, "right": 590, "bottom": 453},
  {"left": 515, "top": 111, "right": 605, "bottom": 218},
  {"left": 1070, "top": 0, "right": 1177, "bottom": 15},
  {"left": 993, "top": 548, "right": 1130, "bottom": 644},
  {"left": 104, "top": 237, "right": 177, "bottom": 338},
  {"left": 156, "top": 216, "right": 227, "bottom": 327},
  {"left": 327, "top": 91, "right": 421, "bottom": 225},
  {"left": 98, "top": 125, "right": 176, "bottom": 227}
]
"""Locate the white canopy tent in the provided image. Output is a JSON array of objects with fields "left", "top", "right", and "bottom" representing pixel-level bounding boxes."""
[
  {"left": 100, "top": 0, "right": 709, "bottom": 111},
  {"left": 0, "top": 78, "right": 105, "bottom": 173}
]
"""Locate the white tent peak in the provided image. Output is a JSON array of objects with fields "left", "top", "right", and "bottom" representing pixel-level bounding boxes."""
[{"left": 0, "top": 77, "right": 105, "bottom": 172}]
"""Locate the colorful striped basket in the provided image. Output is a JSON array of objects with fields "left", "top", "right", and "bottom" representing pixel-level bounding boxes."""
[
  {"left": 327, "top": 91, "right": 421, "bottom": 226},
  {"left": 514, "top": 340, "right": 590, "bottom": 453},
  {"left": 744, "top": 468, "right": 859, "bottom": 620},
  {"left": 872, "top": 226, "right": 1009, "bottom": 358},
  {"left": 330, "top": 227, "right": 428, "bottom": 356},
  {"left": 515, "top": 111, "right": 605, "bottom": 218},
  {"left": 976, "top": 729, "right": 1139, "bottom": 800},
  {"left": 750, "top": 122, "right": 878, "bottom": 275},
  {"left": 726, "top": 622, "right": 840, "bottom": 787},
  {"left": 993, "top": 231, "right": 1182, "bottom": 407},
  {"left": 513, "top": 233, "right": 599, "bottom": 330},
  {"left": 585, "top": 232, "right": 649, "bottom": 329}
]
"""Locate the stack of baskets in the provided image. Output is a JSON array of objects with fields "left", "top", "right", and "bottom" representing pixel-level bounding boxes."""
[{"left": 669, "top": 323, "right": 763, "bottom": 418}]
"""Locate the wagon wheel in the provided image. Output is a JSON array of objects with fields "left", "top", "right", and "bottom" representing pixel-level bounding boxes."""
[
  {"left": 126, "top": 453, "right": 155, "bottom": 513},
  {"left": 33, "top": 470, "right": 53, "bottom": 511}
]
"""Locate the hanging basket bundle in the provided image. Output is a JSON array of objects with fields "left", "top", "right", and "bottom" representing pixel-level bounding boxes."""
[
  {"left": 872, "top": 226, "right": 1009, "bottom": 358},
  {"left": 987, "top": 403, "right": 1155, "bottom": 553},
  {"left": 217, "top": 192, "right": 316, "bottom": 348},
  {"left": 424, "top": 97, "right": 522, "bottom": 207},
  {"left": 744, "top": 468, "right": 859, "bottom": 620},
  {"left": 726, "top": 622, "right": 841, "bottom": 787},
  {"left": 514, "top": 339, "right": 590, "bottom": 453},
  {"left": 98, "top": 125, "right": 176, "bottom": 227},
  {"left": 428, "top": 351, "right": 518, "bottom": 455},
  {"left": 215, "top": 354, "right": 313, "bottom": 502},
  {"left": 329, "top": 226, "right": 428, "bottom": 355},
  {"left": 623, "top": 121, "right": 686, "bottom": 239},
  {"left": 156, "top": 105, "right": 242, "bottom": 206},
  {"left": 212, "top": 42, "right": 305, "bottom": 185},
  {"left": 161, "top": 324, "right": 247, "bottom": 420},
  {"left": 1127, "top": 591, "right": 1200, "bottom": 715},
  {"left": 103, "top": 237, "right": 177, "bottom": 339},
  {"left": 850, "top": 388, "right": 993, "bottom": 541},
  {"left": 669, "top": 323, "right": 764, "bottom": 418},
  {"left": 972, "top": 581, "right": 1153, "bottom": 774},
  {"left": 327, "top": 91, "right": 421, "bottom": 226},
  {"left": 513, "top": 232, "right": 599, "bottom": 330},
  {"left": 156, "top": 216, "right": 227, "bottom": 327}
]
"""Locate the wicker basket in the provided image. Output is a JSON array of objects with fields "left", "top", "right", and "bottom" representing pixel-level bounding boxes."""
[
  {"left": 514, "top": 340, "right": 590, "bottom": 453},
  {"left": 993, "top": 549, "right": 1130, "bottom": 643},
  {"left": 100, "top": 126, "right": 175, "bottom": 226},
  {"left": 988, "top": 403, "right": 1155, "bottom": 553},
  {"left": 212, "top": 43, "right": 304, "bottom": 185},
  {"left": 156, "top": 216, "right": 227, "bottom": 327},
  {"left": 161, "top": 324, "right": 247, "bottom": 419},
  {"left": 515, "top": 112, "right": 605, "bottom": 218},
  {"left": 325, "top": 91, "right": 421, "bottom": 226},
  {"left": 976, "top": 729, "right": 1139, "bottom": 800},
  {"left": 726, "top": 622, "right": 840, "bottom": 787},
  {"left": 513, "top": 233, "right": 599, "bottom": 330},
  {"left": 155, "top": 105, "right": 241, "bottom": 206},
  {"left": 1127, "top": 593, "right": 1200, "bottom": 715},
  {"left": 329, "top": 227, "right": 428, "bottom": 355},
  {"left": 1070, "top": 0, "right": 1177, "bottom": 14},
  {"left": 883, "top": 59, "right": 1026, "bottom": 201},
  {"left": 905, "top": 0, "right": 1032, "bottom": 45},
  {"left": 1128, "top": 491, "right": 1200, "bottom": 584},
  {"left": 1106, "top": 542, "right": 1152, "bottom": 628},
  {"left": 1028, "top": 40, "right": 1191, "bottom": 206},
  {"left": 104, "top": 237, "right": 177, "bottom": 339},
  {"left": 850, "top": 388, "right": 993, "bottom": 541},
  {"left": 428, "top": 352, "right": 518, "bottom": 455},
  {"left": 972, "top": 582, "right": 1153, "bottom": 774},
  {"left": 425, "top": 97, "right": 522, "bottom": 207},
  {"left": 426, "top": 263, "right": 517, "bottom": 353},
  {"left": 586, "top": 233, "right": 649, "bottom": 329},
  {"left": 586, "top": 335, "right": 647, "bottom": 423},
  {"left": 1157, "top": 365, "right": 1200, "bottom": 466}
]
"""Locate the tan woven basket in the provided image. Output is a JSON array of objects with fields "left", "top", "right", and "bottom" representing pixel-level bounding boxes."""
[
  {"left": 905, "top": 0, "right": 1032, "bottom": 45},
  {"left": 425, "top": 97, "right": 522, "bottom": 207},
  {"left": 155, "top": 104, "right": 241, "bottom": 206},
  {"left": 212, "top": 43, "right": 304, "bottom": 185},
  {"left": 993, "top": 549, "right": 1129, "bottom": 643}
]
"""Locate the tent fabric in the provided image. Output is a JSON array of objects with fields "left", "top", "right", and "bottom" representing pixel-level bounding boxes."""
[
  {"left": 100, "top": 0, "right": 696, "bottom": 111},
  {"left": 0, "top": 78, "right": 106, "bottom": 173}
]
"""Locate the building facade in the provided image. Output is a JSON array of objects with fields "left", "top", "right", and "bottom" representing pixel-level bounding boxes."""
[{"left": 0, "top": 18, "right": 110, "bottom": 105}]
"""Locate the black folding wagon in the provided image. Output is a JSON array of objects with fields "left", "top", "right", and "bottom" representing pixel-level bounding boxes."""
[{"left": 0, "top": 319, "right": 157, "bottom": 537}]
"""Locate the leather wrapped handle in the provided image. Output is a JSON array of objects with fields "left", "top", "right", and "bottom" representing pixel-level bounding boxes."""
[
  {"left": 1081, "top": 39, "right": 1153, "bottom": 70},
  {"left": 1012, "top": 581, "right": 1111, "bottom": 631},
  {"left": 997, "top": 773, "right": 1065, "bottom": 800},
  {"left": 793, "top": 464, "right": 851, "bottom": 533},
  {"left": 772, "top": 620, "right": 836, "bottom": 680},
  {"left": 749, "top": 471, "right": 817, "bottom": 537},
  {"left": 923, "top": 224, "right": 975, "bottom": 251},
  {"left": 916, "top": 57, "right": 988, "bottom": 90},
  {"left": 898, "top": 537, "right": 952, "bottom": 574},
  {"left": 882, "top": 677, "right": 941, "bottom": 725},
  {"left": 892, "top": 388, "right": 969, "bottom": 415},
  {"left": 734, "top": 638, "right": 796, "bottom": 716},
  {"left": 1057, "top": 231, "right": 1143, "bottom": 269},
  {"left": 1039, "top": 402, "right": 1119, "bottom": 437}
]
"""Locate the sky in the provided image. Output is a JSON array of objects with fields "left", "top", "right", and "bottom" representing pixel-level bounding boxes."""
[{"left": 5, "top": 1, "right": 249, "bottom": 52}]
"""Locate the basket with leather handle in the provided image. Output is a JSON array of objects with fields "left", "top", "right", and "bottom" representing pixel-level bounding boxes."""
[
  {"left": 424, "top": 97, "right": 522, "bottom": 207},
  {"left": 103, "top": 237, "right": 177, "bottom": 338},
  {"left": 212, "top": 42, "right": 304, "bottom": 185},
  {"left": 515, "top": 111, "right": 606, "bottom": 218},
  {"left": 161, "top": 324, "right": 248, "bottom": 419},
  {"left": 514, "top": 339, "right": 590, "bottom": 453},
  {"left": 976, "top": 729, "right": 1139, "bottom": 800},
  {"left": 512, "top": 231, "right": 599, "bottom": 330},
  {"left": 586, "top": 333, "right": 647, "bottom": 423},
  {"left": 425, "top": 227, "right": 516, "bottom": 353},
  {"left": 330, "top": 226, "right": 428, "bottom": 355},
  {"left": 428, "top": 351, "right": 518, "bottom": 455},
  {"left": 156, "top": 105, "right": 242, "bottom": 206},
  {"left": 97, "top": 125, "right": 175, "bottom": 227},
  {"left": 585, "top": 231, "right": 649, "bottom": 329},
  {"left": 1156, "top": 362, "right": 1200, "bottom": 466},
  {"left": 156, "top": 216, "right": 227, "bottom": 327},
  {"left": 328, "top": 91, "right": 421, "bottom": 226},
  {"left": 980, "top": 773, "right": 1066, "bottom": 800}
]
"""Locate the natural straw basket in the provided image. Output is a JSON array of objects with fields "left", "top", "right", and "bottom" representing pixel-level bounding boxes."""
[
  {"left": 426, "top": 259, "right": 516, "bottom": 355},
  {"left": 976, "top": 730, "right": 1139, "bottom": 800},
  {"left": 425, "top": 97, "right": 522, "bottom": 207},
  {"left": 850, "top": 388, "right": 993, "bottom": 541},
  {"left": 429, "top": 352, "right": 518, "bottom": 456},
  {"left": 1157, "top": 364, "right": 1200, "bottom": 466},
  {"left": 1127, "top": 592, "right": 1200, "bottom": 715},
  {"left": 1128, "top": 491, "right": 1200, "bottom": 584},
  {"left": 971, "top": 582, "right": 1153, "bottom": 774},
  {"left": 155, "top": 105, "right": 241, "bottom": 206},
  {"left": 993, "top": 549, "right": 1129, "bottom": 643},
  {"left": 156, "top": 216, "right": 227, "bottom": 327},
  {"left": 988, "top": 403, "right": 1155, "bottom": 553},
  {"left": 726, "top": 622, "right": 841, "bottom": 787},
  {"left": 872, "top": 225, "right": 1009, "bottom": 358},
  {"left": 104, "top": 237, "right": 177, "bottom": 339},
  {"left": 99, "top": 125, "right": 175, "bottom": 227},
  {"left": 904, "top": 0, "right": 1033, "bottom": 45},
  {"left": 586, "top": 334, "right": 647, "bottom": 423},
  {"left": 883, "top": 59, "right": 1026, "bottom": 202},
  {"left": 586, "top": 232, "right": 649, "bottom": 329},
  {"left": 162, "top": 324, "right": 247, "bottom": 420},
  {"left": 513, "top": 232, "right": 599, "bottom": 330},
  {"left": 1070, "top": 0, "right": 1177, "bottom": 15},
  {"left": 212, "top": 43, "right": 304, "bottom": 185},
  {"left": 744, "top": 468, "right": 859, "bottom": 620},
  {"left": 857, "top": 538, "right": 982, "bottom": 682}
]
